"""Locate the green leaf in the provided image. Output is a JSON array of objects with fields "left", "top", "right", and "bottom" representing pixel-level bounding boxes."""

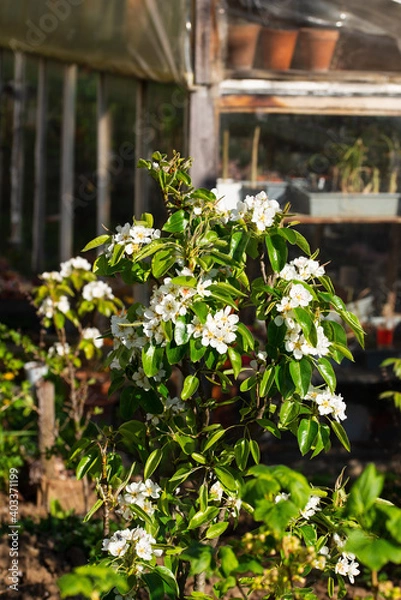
[
  {"left": 297, "top": 418, "right": 319, "bottom": 456},
  {"left": 279, "top": 400, "right": 300, "bottom": 427},
  {"left": 76, "top": 449, "right": 100, "bottom": 480},
  {"left": 249, "top": 439, "right": 261, "bottom": 464},
  {"left": 142, "top": 572, "right": 166, "bottom": 600},
  {"left": 175, "top": 434, "right": 196, "bottom": 455},
  {"left": 166, "top": 341, "right": 187, "bottom": 365},
  {"left": 142, "top": 343, "right": 163, "bottom": 377},
  {"left": 190, "top": 337, "right": 207, "bottom": 363},
  {"left": 205, "top": 521, "right": 229, "bottom": 539},
  {"left": 345, "top": 529, "right": 401, "bottom": 571},
  {"left": 230, "top": 230, "right": 250, "bottom": 261},
  {"left": 180, "top": 543, "right": 213, "bottom": 575},
  {"left": 265, "top": 233, "right": 288, "bottom": 272},
  {"left": 236, "top": 322, "right": 255, "bottom": 352},
  {"left": 154, "top": 566, "right": 180, "bottom": 598},
  {"left": 214, "top": 466, "right": 239, "bottom": 493},
  {"left": 240, "top": 375, "right": 258, "bottom": 392},
  {"left": 174, "top": 319, "right": 190, "bottom": 346},
  {"left": 293, "top": 306, "right": 314, "bottom": 340},
  {"left": 83, "top": 498, "right": 103, "bottom": 522},
  {"left": 316, "top": 357, "right": 336, "bottom": 391},
  {"left": 278, "top": 227, "right": 310, "bottom": 255},
  {"left": 228, "top": 347, "right": 242, "bottom": 378},
  {"left": 144, "top": 447, "right": 163, "bottom": 480},
  {"left": 151, "top": 248, "right": 177, "bottom": 278},
  {"left": 203, "top": 428, "right": 225, "bottom": 452},
  {"left": 219, "top": 546, "right": 239, "bottom": 577},
  {"left": 330, "top": 420, "right": 351, "bottom": 452},
  {"left": 191, "top": 452, "right": 207, "bottom": 465},
  {"left": 82, "top": 234, "right": 110, "bottom": 252},
  {"left": 289, "top": 357, "right": 312, "bottom": 397},
  {"left": 346, "top": 463, "right": 384, "bottom": 516},
  {"left": 120, "top": 386, "right": 141, "bottom": 420},
  {"left": 188, "top": 506, "right": 220, "bottom": 529},
  {"left": 181, "top": 375, "right": 199, "bottom": 400},
  {"left": 234, "top": 438, "right": 250, "bottom": 471},
  {"left": 259, "top": 366, "right": 276, "bottom": 398},
  {"left": 162, "top": 210, "right": 188, "bottom": 233}
]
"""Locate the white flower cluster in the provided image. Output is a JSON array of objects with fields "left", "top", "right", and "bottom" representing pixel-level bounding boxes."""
[
  {"left": 335, "top": 552, "right": 360, "bottom": 584},
  {"left": 82, "top": 327, "right": 103, "bottom": 348},
  {"left": 274, "top": 491, "right": 322, "bottom": 520},
  {"left": 198, "top": 307, "right": 239, "bottom": 355},
  {"left": 116, "top": 478, "right": 162, "bottom": 520},
  {"left": 102, "top": 526, "right": 162, "bottom": 561},
  {"left": 38, "top": 295, "right": 70, "bottom": 319},
  {"left": 108, "top": 222, "right": 161, "bottom": 257},
  {"left": 274, "top": 259, "right": 331, "bottom": 361},
  {"left": 216, "top": 191, "right": 281, "bottom": 232},
  {"left": 306, "top": 387, "right": 347, "bottom": 422},
  {"left": 60, "top": 256, "right": 92, "bottom": 278},
  {"left": 300, "top": 494, "right": 322, "bottom": 520},
  {"left": 40, "top": 256, "right": 92, "bottom": 283},
  {"left": 146, "top": 395, "right": 186, "bottom": 426},
  {"left": 82, "top": 280, "right": 114, "bottom": 301},
  {"left": 40, "top": 270, "right": 63, "bottom": 282},
  {"left": 333, "top": 534, "right": 360, "bottom": 584},
  {"left": 142, "top": 275, "right": 211, "bottom": 345},
  {"left": 280, "top": 256, "right": 325, "bottom": 281},
  {"left": 210, "top": 481, "right": 242, "bottom": 517},
  {"left": 284, "top": 322, "right": 331, "bottom": 361},
  {"left": 48, "top": 341, "right": 70, "bottom": 357}
]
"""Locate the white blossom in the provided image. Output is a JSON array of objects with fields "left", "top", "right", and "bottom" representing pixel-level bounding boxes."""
[
  {"left": 60, "top": 256, "right": 91, "bottom": 277},
  {"left": 40, "top": 270, "right": 63, "bottom": 282},
  {"left": 300, "top": 495, "right": 321, "bottom": 520},
  {"left": 83, "top": 327, "right": 103, "bottom": 348},
  {"left": 82, "top": 280, "right": 114, "bottom": 301},
  {"left": 275, "top": 492, "right": 291, "bottom": 503},
  {"left": 335, "top": 554, "right": 360, "bottom": 584}
]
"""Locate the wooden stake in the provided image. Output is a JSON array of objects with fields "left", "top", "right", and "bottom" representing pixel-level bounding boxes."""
[
  {"left": 32, "top": 58, "right": 48, "bottom": 272},
  {"left": 60, "top": 64, "right": 77, "bottom": 262},
  {"left": 96, "top": 72, "right": 111, "bottom": 238},
  {"left": 222, "top": 129, "right": 229, "bottom": 180},
  {"left": 10, "top": 52, "right": 25, "bottom": 246},
  {"left": 251, "top": 125, "right": 261, "bottom": 186}
]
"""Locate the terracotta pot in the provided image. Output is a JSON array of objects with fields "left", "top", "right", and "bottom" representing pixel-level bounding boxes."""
[
  {"left": 260, "top": 28, "right": 299, "bottom": 71},
  {"left": 292, "top": 28, "right": 339, "bottom": 71},
  {"left": 227, "top": 23, "right": 261, "bottom": 69}
]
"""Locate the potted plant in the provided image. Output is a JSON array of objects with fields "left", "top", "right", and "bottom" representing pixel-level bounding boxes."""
[{"left": 287, "top": 135, "right": 401, "bottom": 217}]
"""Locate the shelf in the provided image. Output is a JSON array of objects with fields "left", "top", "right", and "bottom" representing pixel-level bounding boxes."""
[{"left": 218, "top": 78, "right": 401, "bottom": 115}]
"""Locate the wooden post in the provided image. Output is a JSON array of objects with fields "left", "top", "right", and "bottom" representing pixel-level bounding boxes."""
[
  {"left": 134, "top": 79, "right": 147, "bottom": 218},
  {"left": 134, "top": 79, "right": 149, "bottom": 306},
  {"left": 97, "top": 72, "right": 111, "bottom": 237},
  {"left": 10, "top": 52, "right": 25, "bottom": 246},
  {"left": 60, "top": 64, "right": 77, "bottom": 262},
  {"left": 188, "top": 86, "right": 218, "bottom": 188},
  {"left": 251, "top": 125, "right": 261, "bottom": 185},
  {"left": 32, "top": 58, "right": 48, "bottom": 272},
  {"left": 222, "top": 129, "right": 229, "bottom": 180},
  {"left": 188, "top": 0, "right": 218, "bottom": 188},
  {"left": 36, "top": 378, "right": 56, "bottom": 508}
]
